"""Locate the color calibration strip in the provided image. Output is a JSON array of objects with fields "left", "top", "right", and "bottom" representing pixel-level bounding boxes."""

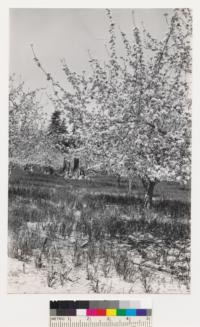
[
  {"left": 51, "top": 308, "right": 151, "bottom": 317},
  {"left": 50, "top": 300, "right": 152, "bottom": 317},
  {"left": 50, "top": 300, "right": 152, "bottom": 327}
]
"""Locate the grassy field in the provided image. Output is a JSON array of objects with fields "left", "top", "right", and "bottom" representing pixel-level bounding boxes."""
[{"left": 8, "top": 165, "right": 191, "bottom": 293}]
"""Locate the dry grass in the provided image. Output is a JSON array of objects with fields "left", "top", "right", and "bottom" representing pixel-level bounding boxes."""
[{"left": 8, "top": 167, "right": 191, "bottom": 292}]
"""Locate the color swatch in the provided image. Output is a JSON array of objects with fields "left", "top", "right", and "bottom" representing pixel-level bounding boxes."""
[{"left": 50, "top": 300, "right": 152, "bottom": 317}]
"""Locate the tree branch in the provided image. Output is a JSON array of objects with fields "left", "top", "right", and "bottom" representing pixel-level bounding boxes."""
[{"left": 112, "top": 118, "right": 167, "bottom": 136}]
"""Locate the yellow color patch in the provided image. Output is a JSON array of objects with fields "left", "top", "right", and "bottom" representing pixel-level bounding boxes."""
[{"left": 106, "top": 309, "right": 117, "bottom": 316}]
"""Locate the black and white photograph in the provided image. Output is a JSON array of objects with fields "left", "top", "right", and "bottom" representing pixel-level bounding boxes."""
[{"left": 8, "top": 8, "right": 192, "bottom": 294}]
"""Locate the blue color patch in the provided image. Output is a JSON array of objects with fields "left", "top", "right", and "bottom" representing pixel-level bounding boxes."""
[{"left": 126, "top": 309, "right": 137, "bottom": 316}]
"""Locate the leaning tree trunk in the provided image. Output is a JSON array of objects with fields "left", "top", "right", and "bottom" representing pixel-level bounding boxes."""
[{"left": 142, "top": 179, "right": 156, "bottom": 209}]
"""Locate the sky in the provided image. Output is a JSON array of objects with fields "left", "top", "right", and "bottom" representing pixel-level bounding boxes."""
[{"left": 10, "top": 8, "right": 173, "bottom": 91}]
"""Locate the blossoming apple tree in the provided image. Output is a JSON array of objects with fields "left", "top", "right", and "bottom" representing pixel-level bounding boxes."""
[
  {"left": 83, "top": 8, "right": 192, "bottom": 206},
  {"left": 32, "top": 8, "right": 192, "bottom": 207}
]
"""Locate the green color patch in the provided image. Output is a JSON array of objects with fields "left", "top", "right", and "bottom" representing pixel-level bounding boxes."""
[{"left": 117, "top": 309, "right": 126, "bottom": 316}]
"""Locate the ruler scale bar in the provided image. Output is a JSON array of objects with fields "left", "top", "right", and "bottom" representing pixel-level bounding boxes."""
[
  {"left": 50, "top": 317, "right": 152, "bottom": 327},
  {"left": 50, "top": 301, "right": 152, "bottom": 327}
]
